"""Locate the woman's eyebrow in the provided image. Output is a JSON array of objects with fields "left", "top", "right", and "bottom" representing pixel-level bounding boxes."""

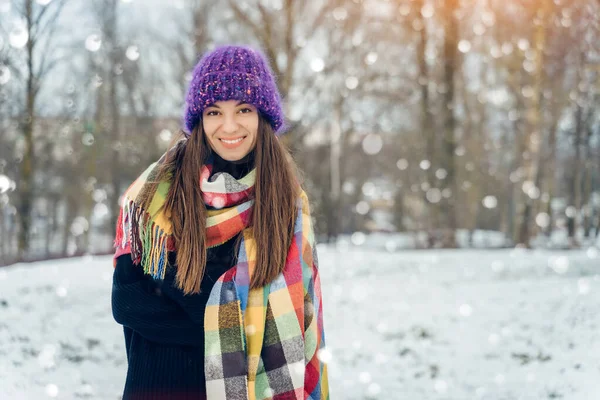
[{"left": 207, "top": 101, "right": 246, "bottom": 109}]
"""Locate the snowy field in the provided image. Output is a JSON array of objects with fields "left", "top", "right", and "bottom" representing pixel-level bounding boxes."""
[{"left": 1, "top": 245, "right": 599, "bottom": 399}]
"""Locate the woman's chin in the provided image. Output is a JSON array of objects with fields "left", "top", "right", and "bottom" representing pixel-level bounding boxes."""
[{"left": 214, "top": 148, "right": 251, "bottom": 162}]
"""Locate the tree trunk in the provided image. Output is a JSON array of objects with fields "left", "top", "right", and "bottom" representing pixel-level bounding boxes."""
[
  {"left": 441, "top": 0, "right": 459, "bottom": 247},
  {"left": 517, "top": 2, "right": 548, "bottom": 247},
  {"left": 44, "top": 196, "right": 54, "bottom": 256},
  {"left": 582, "top": 123, "right": 593, "bottom": 239},
  {"left": 507, "top": 85, "right": 525, "bottom": 244},
  {"left": 543, "top": 118, "right": 559, "bottom": 237},
  {"left": 328, "top": 102, "right": 342, "bottom": 241},
  {"left": 393, "top": 188, "right": 405, "bottom": 232},
  {"left": 582, "top": 164, "right": 592, "bottom": 240},
  {"left": 596, "top": 123, "right": 600, "bottom": 238},
  {"left": 17, "top": 0, "right": 36, "bottom": 261},
  {"left": 105, "top": 0, "right": 122, "bottom": 231},
  {"left": 0, "top": 207, "right": 5, "bottom": 265},
  {"left": 191, "top": 1, "right": 211, "bottom": 57},
  {"left": 567, "top": 89, "right": 584, "bottom": 246},
  {"left": 415, "top": 0, "right": 437, "bottom": 235},
  {"left": 82, "top": 131, "right": 98, "bottom": 252},
  {"left": 61, "top": 196, "right": 77, "bottom": 257}
]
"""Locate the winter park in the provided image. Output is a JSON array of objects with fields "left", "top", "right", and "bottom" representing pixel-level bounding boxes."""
[{"left": 1, "top": 1, "right": 600, "bottom": 399}]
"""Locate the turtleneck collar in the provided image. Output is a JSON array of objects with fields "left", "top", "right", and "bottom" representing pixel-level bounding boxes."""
[{"left": 210, "top": 150, "right": 256, "bottom": 180}]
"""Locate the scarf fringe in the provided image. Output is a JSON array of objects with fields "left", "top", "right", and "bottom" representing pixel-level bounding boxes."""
[
  {"left": 115, "top": 199, "right": 170, "bottom": 280},
  {"left": 115, "top": 192, "right": 252, "bottom": 281}
]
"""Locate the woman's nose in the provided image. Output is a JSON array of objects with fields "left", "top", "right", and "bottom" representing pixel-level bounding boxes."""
[{"left": 222, "top": 113, "right": 238, "bottom": 133}]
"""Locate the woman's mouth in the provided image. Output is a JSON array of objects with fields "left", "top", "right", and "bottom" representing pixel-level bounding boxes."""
[{"left": 219, "top": 136, "right": 247, "bottom": 149}]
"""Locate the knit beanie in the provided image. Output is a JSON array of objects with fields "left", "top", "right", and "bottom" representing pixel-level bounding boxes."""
[{"left": 183, "top": 45, "right": 286, "bottom": 135}]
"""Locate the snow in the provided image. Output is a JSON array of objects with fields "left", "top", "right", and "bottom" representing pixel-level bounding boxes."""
[
  {"left": 1, "top": 246, "right": 599, "bottom": 399},
  {"left": 338, "top": 230, "right": 511, "bottom": 251}
]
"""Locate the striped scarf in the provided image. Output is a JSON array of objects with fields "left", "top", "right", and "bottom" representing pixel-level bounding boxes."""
[{"left": 113, "top": 145, "right": 329, "bottom": 399}]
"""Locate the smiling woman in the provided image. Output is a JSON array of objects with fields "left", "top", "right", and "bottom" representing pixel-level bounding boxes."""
[
  {"left": 111, "top": 44, "right": 329, "bottom": 400},
  {"left": 202, "top": 100, "right": 259, "bottom": 161}
]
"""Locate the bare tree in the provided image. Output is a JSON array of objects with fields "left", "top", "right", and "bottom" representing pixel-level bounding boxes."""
[
  {"left": 440, "top": 0, "right": 460, "bottom": 247},
  {"left": 2, "top": 0, "right": 69, "bottom": 260},
  {"left": 412, "top": 0, "right": 439, "bottom": 240},
  {"left": 171, "top": 0, "right": 214, "bottom": 101}
]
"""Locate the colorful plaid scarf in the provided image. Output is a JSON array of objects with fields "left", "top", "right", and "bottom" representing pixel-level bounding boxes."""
[
  {"left": 113, "top": 145, "right": 255, "bottom": 276},
  {"left": 113, "top": 145, "right": 329, "bottom": 400}
]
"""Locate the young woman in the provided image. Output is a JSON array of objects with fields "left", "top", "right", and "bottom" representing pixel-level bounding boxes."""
[{"left": 111, "top": 45, "right": 329, "bottom": 400}]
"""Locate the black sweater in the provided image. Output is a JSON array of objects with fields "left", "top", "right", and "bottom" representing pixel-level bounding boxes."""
[{"left": 111, "top": 152, "right": 254, "bottom": 400}]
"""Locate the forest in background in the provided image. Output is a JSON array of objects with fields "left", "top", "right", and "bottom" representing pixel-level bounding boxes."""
[{"left": 0, "top": 0, "right": 599, "bottom": 264}]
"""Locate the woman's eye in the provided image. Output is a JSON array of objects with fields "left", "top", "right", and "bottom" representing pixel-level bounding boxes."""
[
  {"left": 206, "top": 110, "right": 219, "bottom": 116},
  {"left": 239, "top": 108, "right": 252, "bottom": 114}
]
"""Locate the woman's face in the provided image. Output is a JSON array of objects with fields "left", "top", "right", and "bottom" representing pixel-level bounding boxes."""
[{"left": 202, "top": 100, "right": 259, "bottom": 161}]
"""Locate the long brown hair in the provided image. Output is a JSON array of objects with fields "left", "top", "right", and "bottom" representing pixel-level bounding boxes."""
[{"left": 143, "top": 116, "right": 301, "bottom": 294}]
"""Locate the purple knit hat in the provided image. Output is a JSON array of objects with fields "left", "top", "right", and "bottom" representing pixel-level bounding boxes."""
[{"left": 183, "top": 45, "right": 286, "bottom": 135}]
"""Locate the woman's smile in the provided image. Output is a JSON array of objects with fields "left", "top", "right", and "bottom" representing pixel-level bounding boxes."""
[{"left": 219, "top": 136, "right": 247, "bottom": 149}]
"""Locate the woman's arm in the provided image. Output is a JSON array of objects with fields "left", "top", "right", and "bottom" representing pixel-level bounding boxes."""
[
  {"left": 111, "top": 254, "right": 205, "bottom": 346},
  {"left": 303, "top": 247, "right": 329, "bottom": 399},
  {"left": 297, "top": 190, "right": 330, "bottom": 399}
]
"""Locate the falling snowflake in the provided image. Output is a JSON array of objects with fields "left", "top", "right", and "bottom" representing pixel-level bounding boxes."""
[
  {"left": 317, "top": 348, "right": 332, "bottom": 364},
  {"left": 85, "top": 34, "right": 102, "bottom": 52},
  {"left": 482, "top": 196, "right": 498, "bottom": 209},
  {"left": 9, "top": 24, "right": 28, "bottom": 49},
  {"left": 126, "top": 45, "right": 140, "bottom": 61},
  {"left": 45, "top": 383, "right": 59, "bottom": 397},
  {"left": 358, "top": 371, "right": 371, "bottom": 384},
  {"left": 459, "top": 304, "right": 473, "bottom": 317},
  {"left": 362, "top": 134, "right": 383, "bottom": 155},
  {"left": 0, "top": 65, "right": 10, "bottom": 85},
  {"left": 310, "top": 58, "right": 324, "bottom": 72}
]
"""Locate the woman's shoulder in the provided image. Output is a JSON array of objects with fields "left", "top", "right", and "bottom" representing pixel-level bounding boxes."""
[{"left": 296, "top": 189, "right": 312, "bottom": 216}]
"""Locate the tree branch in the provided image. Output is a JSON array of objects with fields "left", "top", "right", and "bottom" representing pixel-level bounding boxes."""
[
  {"left": 304, "top": 0, "right": 338, "bottom": 43},
  {"left": 227, "top": 0, "right": 268, "bottom": 45},
  {"left": 32, "top": 0, "right": 55, "bottom": 37},
  {"left": 284, "top": 0, "right": 297, "bottom": 89}
]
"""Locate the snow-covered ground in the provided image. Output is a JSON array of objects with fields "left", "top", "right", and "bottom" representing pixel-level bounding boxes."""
[{"left": 1, "top": 245, "right": 599, "bottom": 399}]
